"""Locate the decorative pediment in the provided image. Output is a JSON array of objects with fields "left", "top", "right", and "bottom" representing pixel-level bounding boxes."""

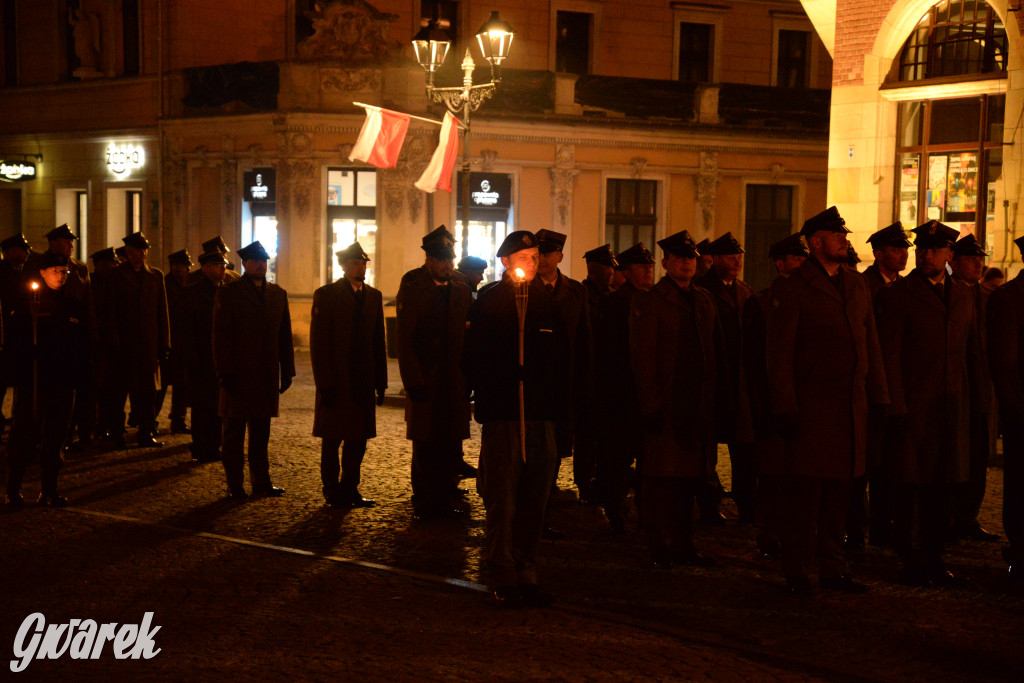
[{"left": 297, "top": 0, "right": 401, "bottom": 62}]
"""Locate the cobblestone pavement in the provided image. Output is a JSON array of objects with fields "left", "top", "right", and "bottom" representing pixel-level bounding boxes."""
[{"left": 2, "top": 350, "right": 1022, "bottom": 680}]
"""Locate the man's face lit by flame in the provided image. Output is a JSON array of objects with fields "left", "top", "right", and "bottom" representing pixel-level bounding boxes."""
[{"left": 501, "top": 247, "right": 539, "bottom": 282}]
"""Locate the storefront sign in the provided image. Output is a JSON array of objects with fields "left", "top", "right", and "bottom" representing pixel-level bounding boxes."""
[
  {"left": 460, "top": 172, "right": 512, "bottom": 209},
  {"left": 244, "top": 169, "right": 275, "bottom": 202},
  {"left": 0, "top": 160, "right": 36, "bottom": 182},
  {"left": 107, "top": 143, "right": 146, "bottom": 179}
]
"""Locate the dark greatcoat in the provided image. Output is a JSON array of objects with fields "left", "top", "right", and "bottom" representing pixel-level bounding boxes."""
[
  {"left": 213, "top": 275, "right": 295, "bottom": 419},
  {"left": 107, "top": 262, "right": 170, "bottom": 391},
  {"left": 877, "top": 269, "right": 980, "bottom": 484},
  {"left": 862, "top": 263, "right": 901, "bottom": 302},
  {"left": 532, "top": 270, "right": 592, "bottom": 421},
  {"left": 182, "top": 276, "right": 220, "bottom": 413},
  {"left": 767, "top": 258, "right": 889, "bottom": 480},
  {"left": 695, "top": 268, "right": 755, "bottom": 444},
  {"left": 396, "top": 266, "right": 472, "bottom": 442},
  {"left": 163, "top": 272, "right": 188, "bottom": 388},
  {"left": 986, "top": 274, "right": 1024, "bottom": 423},
  {"left": 742, "top": 278, "right": 789, "bottom": 476},
  {"left": 596, "top": 282, "right": 641, "bottom": 423},
  {"left": 309, "top": 278, "right": 386, "bottom": 440},
  {"left": 630, "top": 277, "right": 720, "bottom": 478}
]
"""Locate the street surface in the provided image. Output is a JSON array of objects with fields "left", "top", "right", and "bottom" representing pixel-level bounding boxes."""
[{"left": 2, "top": 350, "right": 1022, "bottom": 680}]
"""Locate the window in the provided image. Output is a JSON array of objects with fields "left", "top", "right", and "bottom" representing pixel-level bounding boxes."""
[
  {"left": 327, "top": 168, "right": 377, "bottom": 286},
  {"left": 456, "top": 171, "right": 514, "bottom": 284},
  {"left": 677, "top": 22, "right": 712, "bottom": 83},
  {"left": 776, "top": 30, "right": 810, "bottom": 88},
  {"left": 744, "top": 185, "right": 794, "bottom": 292},
  {"left": 889, "top": 0, "right": 1007, "bottom": 84},
  {"left": 123, "top": 0, "right": 140, "bottom": 76},
  {"left": 555, "top": 11, "right": 591, "bottom": 75},
  {"left": 895, "top": 94, "right": 1004, "bottom": 242},
  {"left": 605, "top": 179, "right": 658, "bottom": 255}
]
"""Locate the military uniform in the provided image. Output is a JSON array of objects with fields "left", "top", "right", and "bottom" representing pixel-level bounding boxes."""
[
  {"left": 311, "top": 242, "right": 387, "bottom": 506},
  {"left": 156, "top": 249, "right": 192, "bottom": 434},
  {"left": 0, "top": 234, "right": 33, "bottom": 433},
  {"left": 183, "top": 252, "right": 226, "bottom": 462},
  {"left": 5, "top": 252, "right": 92, "bottom": 507},
  {"left": 877, "top": 221, "right": 982, "bottom": 584},
  {"left": 631, "top": 230, "right": 721, "bottom": 566},
  {"left": 188, "top": 236, "right": 240, "bottom": 286},
  {"left": 986, "top": 237, "right": 1024, "bottom": 578},
  {"left": 397, "top": 228, "right": 473, "bottom": 517},
  {"left": 213, "top": 241, "right": 295, "bottom": 497}
]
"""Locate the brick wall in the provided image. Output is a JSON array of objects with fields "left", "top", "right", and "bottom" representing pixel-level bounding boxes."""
[{"left": 832, "top": 0, "right": 892, "bottom": 86}]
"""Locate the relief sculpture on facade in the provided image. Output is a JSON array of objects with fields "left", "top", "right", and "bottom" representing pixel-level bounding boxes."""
[
  {"left": 695, "top": 151, "right": 721, "bottom": 234},
  {"left": 297, "top": 0, "right": 400, "bottom": 63},
  {"left": 551, "top": 145, "right": 579, "bottom": 229}
]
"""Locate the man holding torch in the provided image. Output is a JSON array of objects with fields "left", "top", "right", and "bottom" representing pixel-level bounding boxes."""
[{"left": 462, "top": 230, "right": 568, "bottom": 607}]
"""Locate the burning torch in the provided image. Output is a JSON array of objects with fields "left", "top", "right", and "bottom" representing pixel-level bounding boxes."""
[
  {"left": 30, "top": 281, "right": 39, "bottom": 416},
  {"left": 513, "top": 267, "right": 528, "bottom": 462}
]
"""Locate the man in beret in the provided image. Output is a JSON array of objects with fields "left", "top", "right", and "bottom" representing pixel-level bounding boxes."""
[
  {"left": 183, "top": 251, "right": 228, "bottom": 463},
  {"left": 214, "top": 240, "right": 295, "bottom": 497},
  {"left": 596, "top": 242, "right": 655, "bottom": 533},
  {"left": 455, "top": 255, "right": 488, "bottom": 295},
  {"left": 696, "top": 231, "right": 755, "bottom": 524},
  {"left": 742, "top": 233, "right": 807, "bottom": 558},
  {"left": 155, "top": 249, "right": 193, "bottom": 436},
  {"left": 5, "top": 252, "right": 92, "bottom": 508},
  {"left": 768, "top": 206, "right": 888, "bottom": 594},
  {"left": 189, "top": 236, "right": 240, "bottom": 285},
  {"left": 462, "top": 230, "right": 568, "bottom": 607},
  {"left": 310, "top": 242, "right": 386, "bottom": 507},
  {"left": 631, "top": 229, "right": 721, "bottom": 568},
  {"left": 106, "top": 231, "right": 169, "bottom": 449},
  {"left": 877, "top": 220, "right": 981, "bottom": 586},
  {"left": 948, "top": 234, "right": 999, "bottom": 542},
  {"left": 397, "top": 227, "right": 473, "bottom": 518},
  {"left": 987, "top": 235, "right": 1024, "bottom": 581}
]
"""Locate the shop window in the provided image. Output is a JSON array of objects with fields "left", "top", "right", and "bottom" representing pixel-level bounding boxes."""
[
  {"left": 105, "top": 187, "right": 143, "bottom": 247},
  {"left": 677, "top": 22, "right": 713, "bottom": 83},
  {"left": 605, "top": 179, "right": 658, "bottom": 255},
  {"left": 555, "top": 11, "right": 591, "bottom": 76},
  {"left": 744, "top": 184, "right": 794, "bottom": 291},
  {"left": 327, "top": 168, "right": 377, "bottom": 286},
  {"left": 242, "top": 168, "right": 278, "bottom": 282},
  {"left": 888, "top": 0, "right": 1007, "bottom": 84},
  {"left": 895, "top": 94, "right": 1004, "bottom": 243},
  {"left": 456, "top": 171, "right": 513, "bottom": 284},
  {"left": 55, "top": 188, "right": 88, "bottom": 260}
]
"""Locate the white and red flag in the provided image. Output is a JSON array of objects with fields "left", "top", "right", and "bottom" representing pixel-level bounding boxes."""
[
  {"left": 415, "top": 112, "right": 461, "bottom": 193},
  {"left": 348, "top": 106, "right": 411, "bottom": 169}
]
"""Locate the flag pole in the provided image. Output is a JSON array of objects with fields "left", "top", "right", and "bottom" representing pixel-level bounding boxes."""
[
  {"left": 513, "top": 269, "right": 528, "bottom": 463},
  {"left": 351, "top": 102, "right": 467, "bottom": 130}
]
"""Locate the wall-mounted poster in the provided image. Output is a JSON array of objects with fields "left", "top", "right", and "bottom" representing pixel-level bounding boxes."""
[
  {"left": 900, "top": 154, "right": 920, "bottom": 223},
  {"left": 927, "top": 155, "right": 947, "bottom": 216}
]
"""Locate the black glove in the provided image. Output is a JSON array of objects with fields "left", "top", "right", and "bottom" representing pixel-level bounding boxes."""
[
  {"left": 280, "top": 376, "right": 292, "bottom": 394},
  {"left": 773, "top": 412, "right": 800, "bottom": 440},
  {"left": 642, "top": 409, "right": 664, "bottom": 435},
  {"left": 320, "top": 386, "right": 339, "bottom": 408},
  {"left": 219, "top": 374, "right": 239, "bottom": 393},
  {"left": 376, "top": 388, "right": 386, "bottom": 406},
  {"left": 407, "top": 385, "right": 429, "bottom": 404}
]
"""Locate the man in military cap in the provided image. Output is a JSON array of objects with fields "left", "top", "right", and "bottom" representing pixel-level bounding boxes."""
[
  {"left": 596, "top": 242, "right": 655, "bottom": 532},
  {"left": 183, "top": 251, "right": 228, "bottom": 463},
  {"left": 29, "top": 224, "right": 90, "bottom": 288},
  {"left": 864, "top": 222, "right": 911, "bottom": 299},
  {"left": 742, "top": 233, "right": 807, "bottom": 557},
  {"left": 877, "top": 220, "right": 981, "bottom": 586},
  {"left": 581, "top": 244, "right": 617, "bottom": 312},
  {"left": 987, "top": 235, "right": 1024, "bottom": 581},
  {"left": 768, "top": 206, "right": 888, "bottom": 594},
  {"left": 455, "top": 255, "right": 488, "bottom": 295},
  {"left": 631, "top": 229, "right": 722, "bottom": 568},
  {"left": 397, "top": 227, "right": 472, "bottom": 518},
  {"left": 462, "top": 229, "right": 568, "bottom": 606},
  {"left": 107, "top": 231, "right": 169, "bottom": 448},
  {"left": 696, "top": 231, "right": 755, "bottom": 524},
  {"left": 155, "top": 249, "right": 193, "bottom": 435},
  {"left": 311, "top": 242, "right": 386, "bottom": 507},
  {"left": 949, "top": 234, "right": 999, "bottom": 542},
  {"left": 189, "top": 236, "right": 240, "bottom": 285},
  {"left": 695, "top": 238, "right": 714, "bottom": 279},
  {"left": 4, "top": 252, "right": 92, "bottom": 508},
  {"left": 213, "top": 240, "right": 295, "bottom": 498}
]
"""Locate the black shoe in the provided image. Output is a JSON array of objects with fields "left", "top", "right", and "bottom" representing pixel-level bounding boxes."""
[
  {"left": 674, "top": 549, "right": 717, "bottom": 568},
  {"left": 228, "top": 487, "right": 248, "bottom": 499},
  {"left": 925, "top": 566, "right": 966, "bottom": 588},
  {"left": 542, "top": 525, "right": 565, "bottom": 540},
  {"left": 519, "top": 584, "right": 555, "bottom": 608},
  {"left": 136, "top": 435, "right": 164, "bottom": 448},
  {"left": 414, "top": 505, "right": 465, "bottom": 520},
  {"left": 820, "top": 574, "right": 869, "bottom": 594},
  {"left": 756, "top": 536, "right": 780, "bottom": 559},
  {"left": 67, "top": 439, "right": 89, "bottom": 453},
  {"left": 254, "top": 486, "right": 285, "bottom": 497},
  {"left": 37, "top": 494, "right": 69, "bottom": 508},
  {"left": 898, "top": 566, "right": 928, "bottom": 587},
  {"left": 453, "top": 487, "right": 469, "bottom": 498},
  {"left": 348, "top": 494, "right": 375, "bottom": 508},
  {"left": 959, "top": 523, "right": 1000, "bottom": 542},
  {"left": 105, "top": 434, "right": 128, "bottom": 449},
  {"left": 786, "top": 576, "right": 815, "bottom": 596},
  {"left": 5, "top": 492, "right": 24, "bottom": 508},
  {"left": 698, "top": 511, "right": 727, "bottom": 526},
  {"left": 845, "top": 535, "right": 866, "bottom": 553},
  {"left": 490, "top": 586, "right": 523, "bottom": 608},
  {"left": 455, "top": 459, "right": 477, "bottom": 479},
  {"left": 170, "top": 420, "right": 191, "bottom": 434}
]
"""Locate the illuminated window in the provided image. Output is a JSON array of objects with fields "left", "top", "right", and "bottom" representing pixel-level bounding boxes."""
[
  {"left": 605, "top": 179, "right": 658, "bottom": 255},
  {"left": 327, "top": 168, "right": 377, "bottom": 286}
]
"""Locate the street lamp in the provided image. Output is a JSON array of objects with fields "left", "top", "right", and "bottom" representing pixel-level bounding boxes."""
[{"left": 412, "top": 12, "right": 515, "bottom": 260}]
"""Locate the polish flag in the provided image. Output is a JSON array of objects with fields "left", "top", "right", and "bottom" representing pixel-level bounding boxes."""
[
  {"left": 415, "top": 112, "right": 461, "bottom": 193},
  {"left": 348, "top": 107, "right": 411, "bottom": 169}
]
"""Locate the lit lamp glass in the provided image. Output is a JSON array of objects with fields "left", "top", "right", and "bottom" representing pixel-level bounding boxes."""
[
  {"left": 474, "top": 11, "right": 514, "bottom": 79},
  {"left": 412, "top": 20, "right": 451, "bottom": 86}
]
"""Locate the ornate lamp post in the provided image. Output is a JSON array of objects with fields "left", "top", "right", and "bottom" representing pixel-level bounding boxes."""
[{"left": 412, "top": 12, "right": 515, "bottom": 260}]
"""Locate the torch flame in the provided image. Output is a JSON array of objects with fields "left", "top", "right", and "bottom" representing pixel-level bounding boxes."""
[
  {"left": 30, "top": 281, "right": 38, "bottom": 290},
  {"left": 514, "top": 268, "right": 525, "bottom": 280}
]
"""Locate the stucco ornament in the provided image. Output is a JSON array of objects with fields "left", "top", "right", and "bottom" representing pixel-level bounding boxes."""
[{"left": 297, "top": 0, "right": 400, "bottom": 62}]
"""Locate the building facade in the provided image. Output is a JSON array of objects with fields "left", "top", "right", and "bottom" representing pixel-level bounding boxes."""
[
  {"left": 0, "top": 0, "right": 832, "bottom": 342},
  {"left": 801, "top": 0, "right": 1023, "bottom": 275}
]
